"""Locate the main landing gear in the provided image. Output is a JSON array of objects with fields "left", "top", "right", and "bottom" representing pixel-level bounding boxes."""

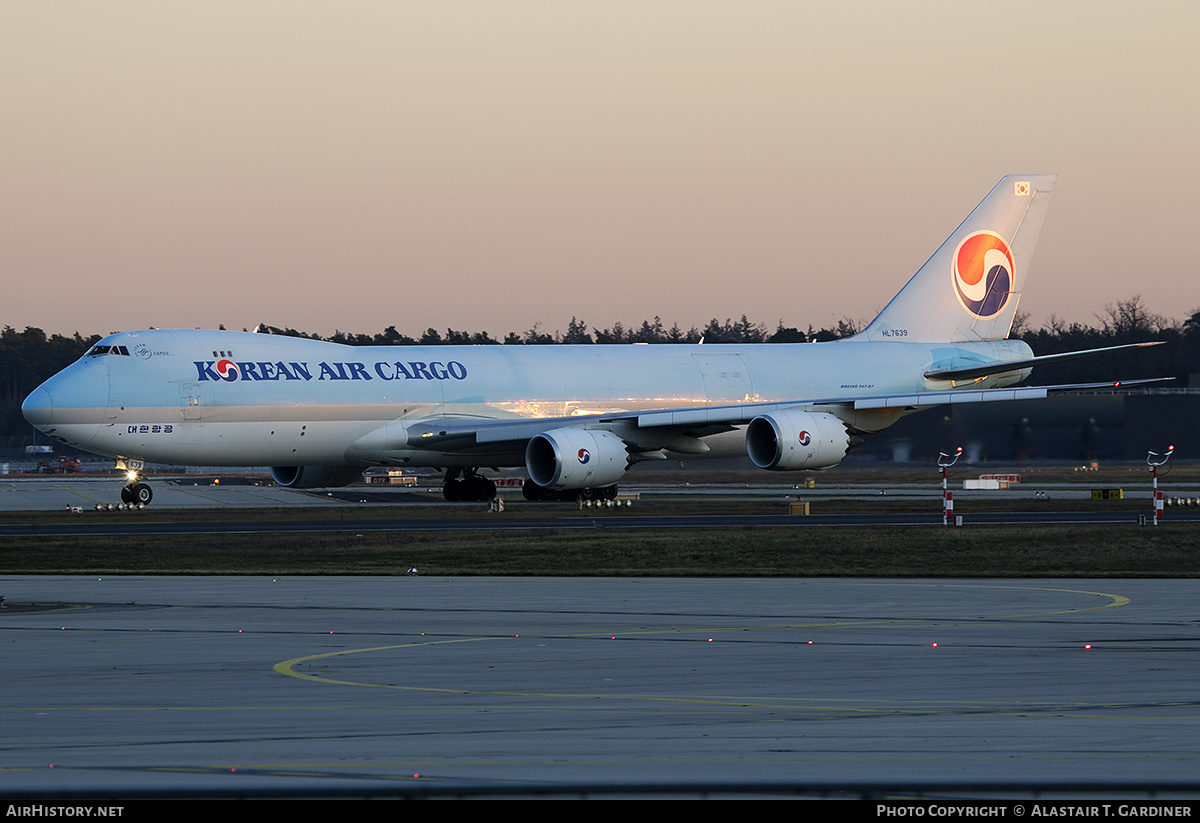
[
  {"left": 440, "top": 469, "right": 619, "bottom": 503},
  {"left": 116, "top": 459, "right": 153, "bottom": 506},
  {"left": 442, "top": 468, "right": 497, "bottom": 502}
]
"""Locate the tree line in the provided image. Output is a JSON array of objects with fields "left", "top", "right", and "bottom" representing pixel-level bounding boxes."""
[
  {"left": 253, "top": 313, "right": 843, "bottom": 347},
  {"left": 3, "top": 297, "right": 1197, "bottom": 435}
]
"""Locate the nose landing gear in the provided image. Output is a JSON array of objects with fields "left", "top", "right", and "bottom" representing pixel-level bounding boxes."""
[{"left": 116, "top": 458, "right": 153, "bottom": 506}]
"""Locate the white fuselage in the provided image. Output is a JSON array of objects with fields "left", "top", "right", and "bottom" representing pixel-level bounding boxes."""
[{"left": 23, "top": 328, "right": 1032, "bottom": 469}]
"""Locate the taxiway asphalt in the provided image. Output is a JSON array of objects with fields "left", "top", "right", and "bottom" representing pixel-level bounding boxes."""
[
  {"left": 3, "top": 477, "right": 1199, "bottom": 532},
  {"left": 1, "top": 575, "right": 1199, "bottom": 798}
]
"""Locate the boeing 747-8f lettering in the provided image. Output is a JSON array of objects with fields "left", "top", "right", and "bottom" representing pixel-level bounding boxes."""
[{"left": 22, "top": 175, "right": 1163, "bottom": 504}]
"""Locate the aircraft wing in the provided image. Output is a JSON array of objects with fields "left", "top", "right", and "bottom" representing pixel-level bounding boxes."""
[{"left": 401, "top": 377, "right": 1171, "bottom": 451}]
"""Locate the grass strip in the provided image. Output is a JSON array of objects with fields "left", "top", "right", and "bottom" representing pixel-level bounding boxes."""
[{"left": 1, "top": 524, "right": 1196, "bottom": 577}]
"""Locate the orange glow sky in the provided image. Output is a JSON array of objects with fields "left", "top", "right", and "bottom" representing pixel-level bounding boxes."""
[{"left": 4, "top": 1, "right": 1198, "bottom": 339}]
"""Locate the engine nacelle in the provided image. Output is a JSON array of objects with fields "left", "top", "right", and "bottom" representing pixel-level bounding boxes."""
[
  {"left": 270, "top": 465, "right": 365, "bottom": 489},
  {"left": 525, "top": 428, "right": 629, "bottom": 490},
  {"left": 745, "top": 410, "right": 851, "bottom": 471}
]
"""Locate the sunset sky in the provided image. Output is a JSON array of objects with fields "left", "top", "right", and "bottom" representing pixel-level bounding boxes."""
[{"left": 4, "top": 1, "right": 1198, "bottom": 340}]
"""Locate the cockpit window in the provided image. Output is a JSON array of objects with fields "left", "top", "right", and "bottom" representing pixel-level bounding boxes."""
[{"left": 86, "top": 345, "right": 130, "bottom": 357}]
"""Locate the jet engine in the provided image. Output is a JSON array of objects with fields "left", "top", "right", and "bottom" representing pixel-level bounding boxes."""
[
  {"left": 270, "top": 465, "right": 365, "bottom": 488},
  {"left": 525, "top": 428, "right": 630, "bottom": 490},
  {"left": 745, "top": 410, "right": 851, "bottom": 471}
]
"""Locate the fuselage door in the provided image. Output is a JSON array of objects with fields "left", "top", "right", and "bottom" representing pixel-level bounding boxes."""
[{"left": 179, "top": 382, "right": 210, "bottom": 421}]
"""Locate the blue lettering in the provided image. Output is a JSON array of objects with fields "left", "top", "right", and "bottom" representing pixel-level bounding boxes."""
[
  {"left": 376, "top": 360, "right": 469, "bottom": 380},
  {"left": 194, "top": 361, "right": 220, "bottom": 381},
  {"left": 319, "top": 362, "right": 349, "bottom": 380},
  {"left": 193, "top": 359, "right": 459, "bottom": 382}
]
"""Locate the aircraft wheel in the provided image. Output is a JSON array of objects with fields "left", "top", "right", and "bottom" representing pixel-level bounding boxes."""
[
  {"left": 133, "top": 483, "right": 153, "bottom": 505},
  {"left": 467, "top": 475, "right": 496, "bottom": 501},
  {"left": 120, "top": 485, "right": 134, "bottom": 505},
  {"left": 522, "top": 481, "right": 549, "bottom": 501}
]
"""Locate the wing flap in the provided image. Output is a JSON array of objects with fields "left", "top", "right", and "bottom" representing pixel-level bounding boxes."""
[{"left": 852, "top": 387, "right": 1046, "bottom": 409}]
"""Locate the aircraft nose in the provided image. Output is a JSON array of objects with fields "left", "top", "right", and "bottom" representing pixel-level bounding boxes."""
[
  {"left": 22, "top": 386, "right": 54, "bottom": 429},
  {"left": 22, "top": 359, "right": 110, "bottom": 439}
]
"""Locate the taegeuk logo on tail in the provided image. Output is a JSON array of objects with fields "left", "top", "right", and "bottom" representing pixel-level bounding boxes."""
[{"left": 952, "top": 230, "right": 1014, "bottom": 319}]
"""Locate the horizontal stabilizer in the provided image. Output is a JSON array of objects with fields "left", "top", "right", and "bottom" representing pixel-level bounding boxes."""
[
  {"left": 923, "top": 342, "right": 1166, "bottom": 382},
  {"left": 853, "top": 376, "right": 1172, "bottom": 411}
]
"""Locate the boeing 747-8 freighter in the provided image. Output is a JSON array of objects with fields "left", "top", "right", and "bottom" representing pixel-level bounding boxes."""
[{"left": 22, "top": 175, "right": 1162, "bottom": 504}]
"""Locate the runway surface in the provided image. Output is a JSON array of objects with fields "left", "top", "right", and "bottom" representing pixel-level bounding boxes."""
[
  {"left": 7, "top": 475, "right": 1197, "bottom": 512},
  {"left": 2, "top": 576, "right": 1199, "bottom": 798}
]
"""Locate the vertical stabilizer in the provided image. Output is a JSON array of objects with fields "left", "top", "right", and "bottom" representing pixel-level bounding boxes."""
[{"left": 858, "top": 174, "right": 1055, "bottom": 343}]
